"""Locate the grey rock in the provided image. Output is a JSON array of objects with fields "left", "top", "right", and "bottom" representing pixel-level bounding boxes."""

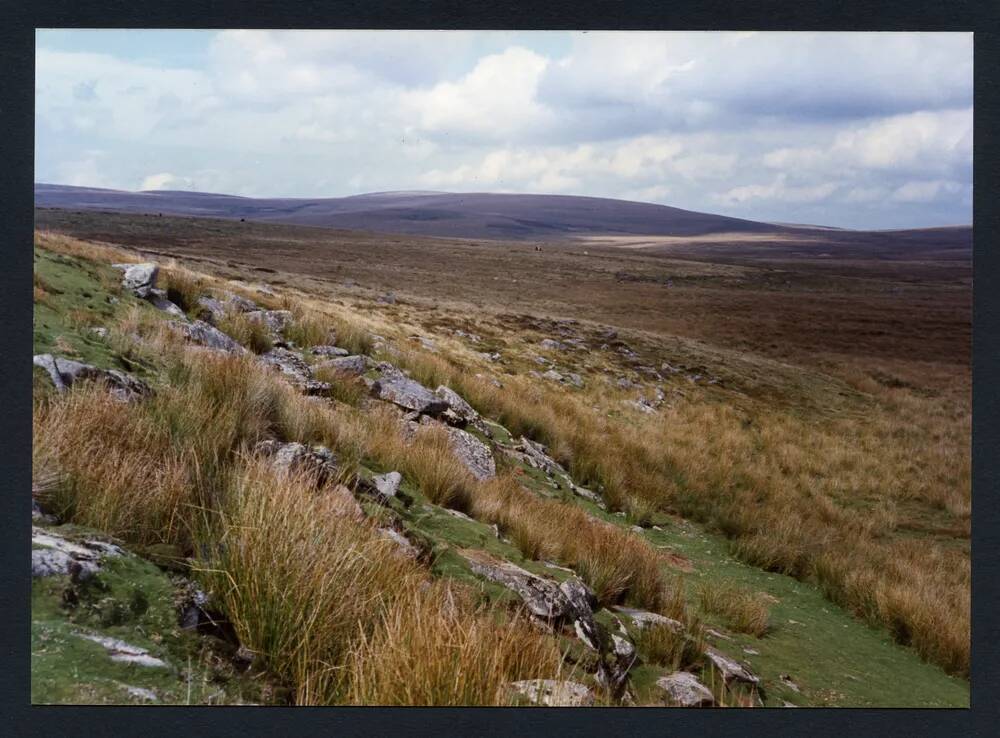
[
  {"left": 566, "top": 372, "right": 584, "bottom": 388},
  {"left": 515, "top": 437, "right": 566, "bottom": 477},
  {"left": 542, "top": 369, "right": 564, "bottom": 383},
  {"left": 460, "top": 550, "right": 569, "bottom": 621},
  {"left": 445, "top": 426, "right": 496, "bottom": 480},
  {"left": 33, "top": 354, "right": 151, "bottom": 401},
  {"left": 539, "top": 338, "right": 565, "bottom": 351},
  {"left": 614, "top": 606, "right": 684, "bottom": 632},
  {"left": 112, "top": 262, "right": 158, "bottom": 298},
  {"left": 75, "top": 632, "right": 167, "bottom": 668},
  {"left": 370, "top": 364, "right": 449, "bottom": 415},
  {"left": 372, "top": 471, "right": 403, "bottom": 500},
  {"left": 310, "top": 345, "right": 350, "bottom": 358},
  {"left": 259, "top": 347, "right": 330, "bottom": 395},
  {"left": 245, "top": 309, "right": 293, "bottom": 335},
  {"left": 255, "top": 440, "right": 338, "bottom": 486},
  {"left": 146, "top": 288, "right": 186, "bottom": 318},
  {"left": 31, "top": 526, "right": 123, "bottom": 580},
  {"left": 124, "top": 685, "right": 159, "bottom": 702},
  {"left": 509, "top": 680, "right": 595, "bottom": 707},
  {"left": 379, "top": 528, "right": 420, "bottom": 559},
  {"left": 655, "top": 672, "right": 715, "bottom": 707},
  {"left": 196, "top": 296, "right": 226, "bottom": 324},
  {"left": 169, "top": 319, "right": 246, "bottom": 354},
  {"left": 704, "top": 647, "right": 760, "bottom": 685},
  {"left": 318, "top": 354, "right": 368, "bottom": 376}
]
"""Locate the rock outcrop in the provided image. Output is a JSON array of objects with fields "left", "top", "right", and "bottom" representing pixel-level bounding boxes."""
[
  {"left": 32, "top": 526, "right": 124, "bottom": 581},
  {"left": 704, "top": 647, "right": 761, "bottom": 686},
  {"left": 655, "top": 672, "right": 715, "bottom": 707},
  {"left": 259, "top": 347, "right": 330, "bottom": 395},
  {"left": 169, "top": 320, "right": 247, "bottom": 354},
  {"left": 33, "top": 354, "right": 151, "bottom": 401},
  {"left": 509, "top": 679, "right": 595, "bottom": 707},
  {"left": 445, "top": 426, "right": 496, "bottom": 480},
  {"left": 112, "top": 262, "right": 159, "bottom": 299},
  {"left": 255, "top": 440, "right": 339, "bottom": 487},
  {"left": 370, "top": 363, "right": 449, "bottom": 415}
]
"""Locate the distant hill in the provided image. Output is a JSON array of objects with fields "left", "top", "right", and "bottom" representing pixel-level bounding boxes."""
[{"left": 35, "top": 183, "right": 800, "bottom": 240}]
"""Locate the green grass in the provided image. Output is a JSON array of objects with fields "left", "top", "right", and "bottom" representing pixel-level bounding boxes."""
[{"left": 31, "top": 524, "right": 272, "bottom": 705}]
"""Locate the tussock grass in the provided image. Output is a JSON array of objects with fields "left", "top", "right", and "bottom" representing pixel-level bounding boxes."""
[
  {"left": 636, "top": 622, "right": 705, "bottom": 672},
  {"left": 217, "top": 311, "right": 274, "bottom": 354},
  {"left": 160, "top": 265, "right": 206, "bottom": 313},
  {"left": 284, "top": 308, "right": 333, "bottom": 349},
  {"left": 312, "top": 363, "right": 368, "bottom": 407},
  {"left": 697, "top": 580, "right": 771, "bottom": 637},
  {"left": 345, "top": 583, "right": 566, "bottom": 705}
]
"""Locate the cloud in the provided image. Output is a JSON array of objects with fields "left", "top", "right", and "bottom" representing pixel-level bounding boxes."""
[{"left": 34, "top": 30, "right": 974, "bottom": 228}]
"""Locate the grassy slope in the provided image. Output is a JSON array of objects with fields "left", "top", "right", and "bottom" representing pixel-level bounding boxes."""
[{"left": 31, "top": 235, "right": 969, "bottom": 706}]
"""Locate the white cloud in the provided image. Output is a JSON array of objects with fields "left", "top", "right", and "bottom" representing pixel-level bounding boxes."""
[
  {"left": 140, "top": 172, "right": 194, "bottom": 190},
  {"left": 716, "top": 174, "right": 840, "bottom": 205},
  {"left": 890, "top": 179, "right": 963, "bottom": 203}
]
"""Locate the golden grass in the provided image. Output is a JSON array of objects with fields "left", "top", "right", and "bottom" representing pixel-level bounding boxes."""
[
  {"left": 344, "top": 583, "right": 566, "bottom": 705},
  {"left": 284, "top": 308, "right": 333, "bottom": 348},
  {"left": 697, "top": 580, "right": 771, "bottom": 637},
  {"left": 216, "top": 311, "right": 274, "bottom": 354},
  {"left": 160, "top": 264, "right": 206, "bottom": 313}
]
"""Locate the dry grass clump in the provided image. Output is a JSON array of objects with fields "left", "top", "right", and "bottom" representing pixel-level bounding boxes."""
[
  {"left": 312, "top": 363, "right": 368, "bottom": 407},
  {"left": 217, "top": 311, "right": 274, "bottom": 354},
  {"left": 196, "top": 459, "right": 422, "bottom": 704},
  {"left": 33, "top": 385, "right": 193, "bottom": 545},
  {"left": 472, "top": 477, "right": 671, "bottom": 611},
  {"left": 344, "top": 583, "right": 566, "bottom": 705},
  {"left": 330, "top": 317, "right": 374, "bottom": 355},
  {"left": 284, "top": 308, "right": 333, "bottom": 349},
  {"left": 697, "top": 580, "right": 771, "bottom": 637},
  {"left": 35, "top": 230, "right": 139, "bottom": 265},
  {"left": 160, "top": 265, "right": 206, "bottom": 313},
  {"left": 636, "top": 622, "right": 705, "bottom": 672}
]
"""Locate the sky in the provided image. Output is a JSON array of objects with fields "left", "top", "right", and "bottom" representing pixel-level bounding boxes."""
[{"left": 35, "top": 30, "right": 972, "bottom": 229}]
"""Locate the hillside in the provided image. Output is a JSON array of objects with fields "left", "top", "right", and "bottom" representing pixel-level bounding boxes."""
[
  {"left": 35, "top": 183, "right": 799, "bottom": 240},
  {"left": 31, "top": 215, "right": 970, "bottom": 706}
]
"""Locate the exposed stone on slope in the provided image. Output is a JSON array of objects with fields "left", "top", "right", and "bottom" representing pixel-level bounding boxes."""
[
  {"left": 704, "top": 647, "right": 760, "bottom": 686},
  {"left": 514, "top": 437, "right": 566, "bottom": 477},
  {"left": 112, "top": 262, "right": 159, "bottom": 298},
  {"left": 245, "top": 309, "right": 293, "bottom": 341},
  {"left": 445, "top": 426, "right": 496, "bottom": 480},
  {"left": 259, "top": 347, "right": 330, "bottom": 395},
  {"left": 369, "top": 363, "right": 449, "bottom": 415},
  {"left": 146, "top": 289, "right": 186, "bottom": 318},
  {"left": 169, "top": 319, "right": 247, "bottom": 354},
  {"left": 614, "top": 605, "right": 684, "bottom": 632},
  {"left": 33, "top": 354, "right": 151, "bottom": 401},
  {"left": 459, "top": 549, "right": 570, "bottom": 621},
  {"left": 310, "top": 345, "right": 350, "bottom": 358},
  {"left": 32, "top": 526, "right": 124, "bottom": 581},
  {"left": 317, "top": 354, "right": 368, "bottom": 376},
  {"left": 378, "top": 527, "right": 420, "bottom": 559},
  {"left": 539, "top": 338, "right": 565, "bottom": 351},
  {"left": 255, "top": 440, "right": 339, "bottom": 486},
  {"left": 655, "top": 672, "right": 715, "bottom": 707},
  {"left": 373, "top": 471, "right": 403, "bottom": 500},
  {"left": 509, "top": 679, "right": 595, "bottom": 707},
  {"left": 75, "top": 632, "right": 168, "bottom": 668}
]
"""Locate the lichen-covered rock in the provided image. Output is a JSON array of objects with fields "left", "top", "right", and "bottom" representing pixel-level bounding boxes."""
[
  {"left": 259, "top": 347, "right": 330, "bottom": 395},
  {"left": 704, "top": 647, "right": 760, "bottom": 686},
  {"left": 31, "top": 526, "right": 123, "bottom": 581},
  {"left": 614, "top": 606, "right": 684, "bottom": 633},
  {"left": 459, "top": 549, "right": 569, "bottom": 621},
  {"left": 655, "top": 672, "right": 715, "bottom": 707},
  {"left": 373, "top": 471, "right": 403, "bottom": 500},
  {"left": 74, "top": 632, "right": 168, "bottom": 668},
  {"left": 370, "top": 363, "right": 449, "bottom": 415},
  {"left": 317, "top": 354, "right": 368, "bottom": 376},
  {"left": 310, "top": 345, "right": 350, "bottom": 358},
  {"left": 378, "top": 528, "right": 420, "bottom": 559},
  {"left": 33, "top": 354, "right": 151, "bottom": 401},
  {"left": 255, "top": 440, "right": 338, "bottom": 486},
  {"left": 245, "top": 310, "right": 293, "bottom": 335},
  {"left": 509, "top": 679, "right": 595, "bottom": 707},
  {"left": 146, "top": 288, "right": 186, "bottom": 318},
  {"left": 445, "top": 426, "right": 496, "bottom": 480},
  {"left": 515, "top": 436, "right": 566, "bottom": 478},
  {"left": 169, "top": 319, "right": 247, "bottom": 354},
  {"left": 112, "top": 262, "right": 159, "bottom": 298}
]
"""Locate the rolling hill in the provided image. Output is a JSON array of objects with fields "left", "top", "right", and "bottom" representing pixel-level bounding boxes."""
[{"left": 35, "top": 183, "right": 797, "bottom": 241}]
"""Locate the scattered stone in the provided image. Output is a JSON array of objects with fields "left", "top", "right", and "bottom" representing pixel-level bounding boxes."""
[
  {"left": 145, "top": 288, "right": 186, "bottom": 318},
  {"left": 329, "top": 484, "right": 366, "bottom": 521},
  {"left": 317, "top": 354, "right": 368, "bottom": 376},
  {"left": 377, "top": 292, "right": 396, "bottom": 305},
  {"left": 196, "top": 296, "right": 226, "bottom": 323},
  {"left": 31, "top": 526, "right": 123, "bottom": 580},
  {"left": 379, "top": 528, "right": 420, "bottom": 559},
  {"left": 33, "top": 354, "right": 151, "bottom": 401},
  {"left": 542, "top": 369, "right": 564, "bottom": 384},
  {"left": 310, "top": 345, "right": 350, "bottom": 358},
  {"left": 255, "top": 440, "right": 338, "bottom": 486},
  {"left": 32, "top": 499, "right": 57, "bottom": 525},
  {"left": 614, "top": 605, "right": 684, "bottom": 632},
  {"left": 245, "top": 309, "right": 293, "bottom": 336},
  {"left": 509, "top": 680, "right": 595, "bottom": 707},
  {"left": 444, "top": 508, "right": 475, "bottom": 522},
  {"left": 515, "top": 437, "right": 566, "bottom": 477},
  {"left": 616, "top": 377, "right": 634, "bottom": 389},
  {"left": 655, "top": 672, "right": 715, "bottom": 707},
  {"left": 704, "top": 647, "right": 760, "bottom": 685},
  {"left": 411, "top": 335, "right": 437, "bottom": 352},
  {"left": 779, "top": 674, "right": 801, "bottom": 693},
  {"left": 123, "top": 685, "right": 159, "bottom": 702},
  {"left": 370, "top": 363, "right": 449, "bottom": 415},
  {"left": 539, "top": 338, "right": 565, "bottom": 351},
  {"left": 89, "top": 326, "right": 109, "bottom": 339},
  {"left": 566, "top": 372, "right": 584, "bottom": 388},
  {"left": 169, "top": 320, "right": 247, "bottom": 354},
  {"left": 75, "top": 632, "right": 167, "bottom": 668},
  {"left": 112, "top": 262, "right": 159, "bottom": 298},
  {"left": 445, "top": 426, "right": 496, "bottom": 480},
  {"left": 259, "top": 348, "right": 330, "bottom": 395},
  {"left": 460, "top": 549, "right": 569, "bottom": 621},
  {"left": 372, "top": 471, "right": 403, "bottom": 501},
  {"left": 743, "top": 647, "right": 760, "bottom": 656}
]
